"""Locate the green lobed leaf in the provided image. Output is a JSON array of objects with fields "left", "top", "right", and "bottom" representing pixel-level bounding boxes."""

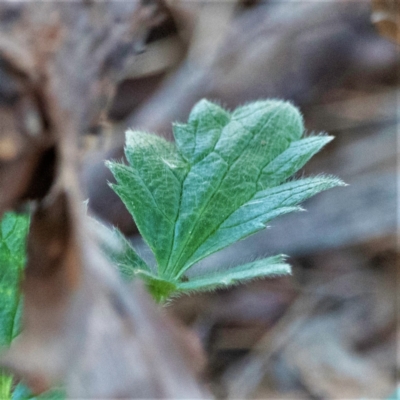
[
  {"left": 177, "top": 255, "right": 290, "bottom": 292},
  {"left": 108, "top": 98, "right": 344, "bottom": 296}
]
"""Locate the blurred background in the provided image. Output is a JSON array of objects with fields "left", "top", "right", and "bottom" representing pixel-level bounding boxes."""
[{"left": 82, "top": 1, "right": 398, "bottom": 398}]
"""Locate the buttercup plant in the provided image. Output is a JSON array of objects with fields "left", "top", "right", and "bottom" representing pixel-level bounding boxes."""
[{"left": 106, "top": 99, "right": 345, "bottom": 302}]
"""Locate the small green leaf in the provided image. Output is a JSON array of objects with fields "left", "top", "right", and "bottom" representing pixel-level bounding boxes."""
[
  {"left": 177, "top": 255, "right": 290, "bottom": 292},
  {"left": 0, "top": 213, "right": 29, "bottom": 400},
  {"left": 108, "top": 98, "right": 344, "bottom": 301},
  {"left": 0, "top": 212, "right": 29, "bottom": 347}
]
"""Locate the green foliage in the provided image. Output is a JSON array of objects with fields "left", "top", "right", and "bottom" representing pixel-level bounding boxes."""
[
  {"left": 0, "top": 212, "right": 28, "bottom": 400},
  {"left": 11, "top": 383, "right": 65, "bottom": 400},
  {"left": 0, "top": 212, "right": 64, "bottom": 400},
  {"left": 107, "top": 99, "right": 345, "bottom": 302},
  {"left": 0, "top": 212, "right": 28, "bottom": 348}
]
